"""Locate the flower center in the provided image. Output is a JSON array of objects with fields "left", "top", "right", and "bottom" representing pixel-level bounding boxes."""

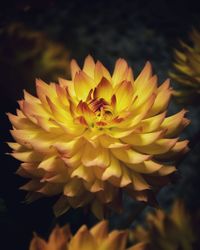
[
  {"left": 88, "top": 97, "right": 114, "bottom": 126},
  {"left": 89, "top": 98, "right": 109, "bottom": 113}
]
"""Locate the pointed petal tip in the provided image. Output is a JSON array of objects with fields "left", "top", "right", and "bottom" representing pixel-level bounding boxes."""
[
  {"left": 86, "top": 54, "right": 94, "bottom": 60},
  {"left": 182, "top": 108, "right": 189, "bottom": 114},
  {"left": 144, "top": 60, "right": 152, "bottom": 68},
  {"left": 35, "top": 78, "right": 42, "bottom": 84}
]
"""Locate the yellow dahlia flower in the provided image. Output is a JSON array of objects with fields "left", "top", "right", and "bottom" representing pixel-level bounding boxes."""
[
  {"left": 130, "top": 201, "right": 198, "bottom": 250},
  {"left": 8, "top": 56, "right": 189, "bottom": 218},
  {"left": 29, "top": 220, "right": 135, "bottom": 250},
  {"left": 170, "top": 28, "right": 200, "bottom": 103}
]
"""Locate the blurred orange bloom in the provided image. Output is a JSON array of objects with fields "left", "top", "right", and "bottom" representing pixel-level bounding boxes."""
[{"left": 29, "top": 221, "right": 136, "bottom": 250}]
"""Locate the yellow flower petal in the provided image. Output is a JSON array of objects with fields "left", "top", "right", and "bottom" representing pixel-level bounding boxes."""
[
  {"left": 103, "top": 230, "right": 127, "bottom": 250},
  {"left": 94, "top": 77, "right": 113, "bottom": 102},
  {"left": 161, "top": 109, "right": 189, "bottom": 137},
  {"left": 64, "top": 179, "right": 84, "bottom": 197},
  {"left": 122, "top": 130, "right": 164, "bottom": 146},
  {"left": 70, "top": 59, "right": 81, "bottom": 80},
  {"left": 91, "top": 199, "right": 104, "bottom": 219},
  {"left": 112, "top": 58, "right": 128, "bottom": 86},
  {"left": 115, "top": 80, "right": 134, "bottom": 112},
  {"left": 74, "top": 71, "right": 93, "bottom": 100},
  {"left": 53, "top": 196, "right": 70, "bottom": 217},
  {"left": 38, "top": 155, "right": 65, "bottom": 172},
  {"left": 11, "top": 151, "right": 43, "bottom": 162},
  {"left": 90, "top": 220, "right": 108, "bottom": 240},
  {"left": 58, "top": 78, "right": 76, "bottom": 98},
  {"left": 133, "top": 74, "right": 157, "bottom": 108},
  {"left": 69, "top": 225, "right": 96, "bottom": 250},
  {"left": 148, "top": 84, "right": 172, "bottom": 116},
  {"left": 111, "top": 148, "right": 151, "bottom": 164},
  {"left": 71, "top": 165, "right": 94, "bottom": 182},
  {"left": 99, "top": 134, "right": 129, "bottom": 149},
  {"left": 30, "top": 235, "right": 47, "bottom": 250},
  {"left": 102, "top": 155, "right": 122, "bottom": 180},
  {"left": 94, "top": 60, "right": 112, "bottom": 83},
  {"left": 82, "top": 143, "right": 110, "bottom": 167},
  {"left": 131, "top": 171, "right": 151, "bottom": 191},
  {"left": 127, "top": 160, "right": 162, "bottom": 174},
  {"left": 83, "top": 55, "right": 95, "bottom": 78},
  {"left": 136, "top": 111, "right": 166, "bottom": 133},
  {"left": 134, "top": 61, "right": 152, "bottom": 91},
  {"left": 134, "top": 138, "right": 178, "bottom": 155}
]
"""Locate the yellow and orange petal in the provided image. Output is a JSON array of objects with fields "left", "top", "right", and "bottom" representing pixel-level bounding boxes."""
[
  {"left": 29, "top": 221, "right": 136, "bottom": 250},
  {"left": 8, "top": 55, "right": 189, "bottom": 218},
  {"left": 170, "top": 28, "right": 200, "bottom": 103}
]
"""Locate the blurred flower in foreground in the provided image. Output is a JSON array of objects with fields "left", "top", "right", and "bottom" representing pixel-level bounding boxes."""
[
  {"left": 130, "top": 201, "right": 200, "bottom": 250},
  {"left": 170, "top": 29, "right": 200, "bottom": 104},
  {"left": 29, "top": 220, "right": 135, "bottom": 250},
  {"left": 0, "top": 22, "right": 70, "bottom": 101},
  {"left": 8, "top": 56, "right": 189, "bottom": 218}
]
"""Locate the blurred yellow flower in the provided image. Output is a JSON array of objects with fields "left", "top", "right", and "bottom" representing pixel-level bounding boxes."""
[
  {"left": 0, "top": 22, "right": 70, "bottom": 101},
  {"left": 170, "top": 28, "right": 200, "bottom": 103},
  {"left": 8, "top": 56, "right": 189, "bottom": 218},
  {"left": 130, "top": 201, "right": 198, "bottom": 250},
  {"left": 29, "top": 220, "right": 135, "bottom": 250}
]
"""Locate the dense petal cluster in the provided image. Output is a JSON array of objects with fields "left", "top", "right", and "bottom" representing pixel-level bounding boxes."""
[
  {"left": 170, "top": 29, "right": 200, "bottom": 103},
  {"left": 8, "top": 56, "right": 189, "bottom": 218},
  {"left": 29, "top": 221, "right": 135, "bottom": 250},
  {"left": 130, "top": 201, "right": 199, "bottom": 250}
]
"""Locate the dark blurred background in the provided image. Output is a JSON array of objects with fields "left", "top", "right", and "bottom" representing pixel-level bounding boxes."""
[{"left": 1, "top": 0, "right": 200, "bottom": 249}]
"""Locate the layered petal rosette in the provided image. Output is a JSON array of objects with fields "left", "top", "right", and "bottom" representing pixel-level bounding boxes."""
[
  {"left": 29, "top": 220, "right": 135, "bottom": 250},
  {"left": 8, "top": 56, "right": 189, "bottom": 218},
  {"left": 170, "top": 28, "right": 200, "bottom": 103}
]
